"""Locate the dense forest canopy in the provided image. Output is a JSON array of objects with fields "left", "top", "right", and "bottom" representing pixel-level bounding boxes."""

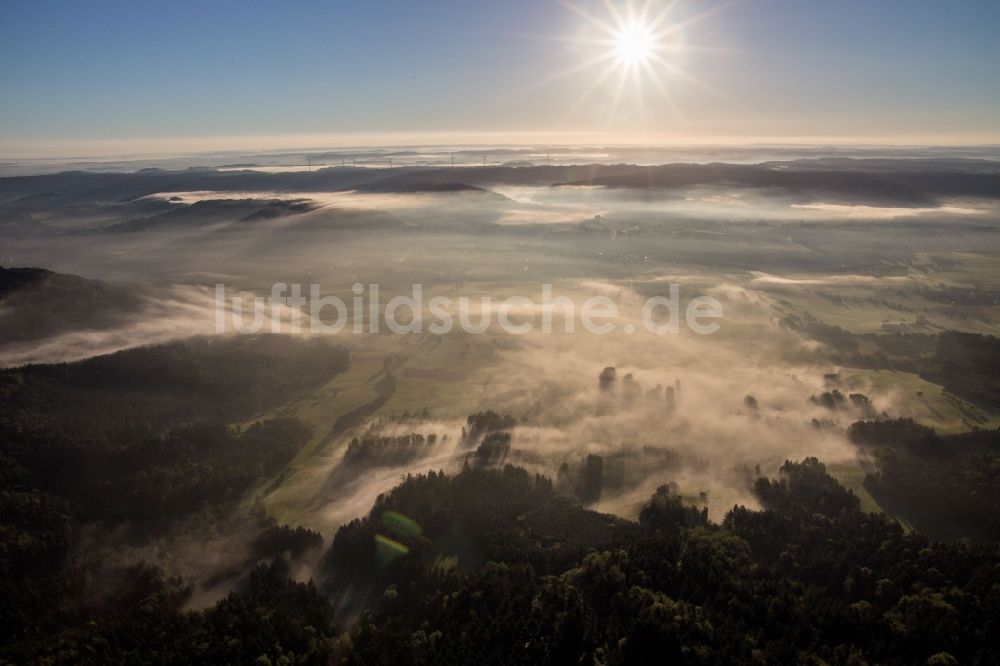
[
  {"left": 2, "top": 327, "right": 999, "bottom": 663},
  {"left": 6, "top": 458, "right": 998, "bottom": 664}
]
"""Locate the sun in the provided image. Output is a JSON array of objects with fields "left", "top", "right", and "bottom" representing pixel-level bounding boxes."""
[
  {"left": 614, "top": 22, "right": 656, "bottom": 66},
  {"left": 506, "top": 0, "right": 729, "bottom": 126}
]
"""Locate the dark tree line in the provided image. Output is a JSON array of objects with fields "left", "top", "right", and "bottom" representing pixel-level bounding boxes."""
[{"left": 344, "top": 433, "right": 438, "bottom": 466}]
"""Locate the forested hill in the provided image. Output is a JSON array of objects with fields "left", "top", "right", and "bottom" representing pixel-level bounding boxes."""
[
  {"left": 6, "top": 459, "right": 998, "bottom": 663},
  {"left": 2, "top": 334, "right": 999, "bottom": 663},
  {"left": 1, "top": 334, "right": 349, "bottom": 446},
  {"left": 0, "top": 334, "right": 349, "bottom": 530},
  {"left": 0, "top": 335, "right": 350, "bottom": 660},
  {"left": 0, "top": 265, "right": 147, "bottom": 347},
  {"left": 319, "top": 461, "right": 998, "bottom": 665}
]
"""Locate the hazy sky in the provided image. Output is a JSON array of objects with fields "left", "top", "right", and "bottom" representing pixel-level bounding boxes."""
[{"left": 2, "top": 0, "right": 999, "bottom": 155}]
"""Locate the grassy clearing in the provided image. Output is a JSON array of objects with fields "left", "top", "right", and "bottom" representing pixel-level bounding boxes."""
[
  {"left": 911, "top": 251, "right": 1000, "bottom": 289},
  {"left": 840, "top": 368, "right": 1000, "bottom": 434},
  {"left": 827, "top": 460, "right": 889, "bottom": 518},
  {"left": 247, "top": 329, "right": 504, "bottom": 522}
]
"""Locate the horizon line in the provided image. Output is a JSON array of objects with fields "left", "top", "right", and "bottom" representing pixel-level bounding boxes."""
[{"left": 4, "top": 131, "right": 1000, "bottom": 161}]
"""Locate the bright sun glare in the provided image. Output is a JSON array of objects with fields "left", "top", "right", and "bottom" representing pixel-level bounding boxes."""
[
  {"left": 517, "top": 1, "right": 722, "bottom": 125},
  {"left": 615, "top": 22, "right": 655, "bottom": 65}
]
